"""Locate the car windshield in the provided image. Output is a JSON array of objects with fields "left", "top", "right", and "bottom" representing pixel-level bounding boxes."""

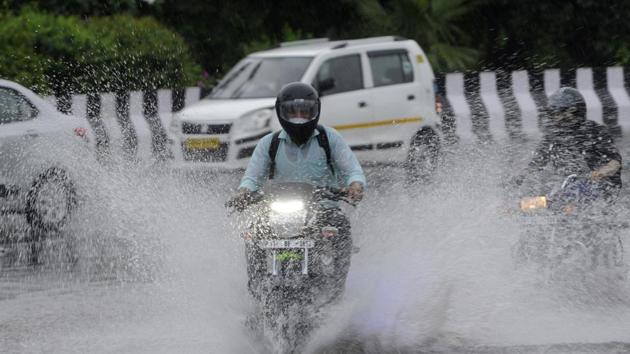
[{"left": 208, "top": 57, "right": 313, "bottom": 99}]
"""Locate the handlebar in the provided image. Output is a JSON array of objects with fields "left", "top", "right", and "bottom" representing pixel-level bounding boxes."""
[
  {"left": 516, "top": 174, "right": 607, "bottom": 213},
  {"left": 312, "top": 186, "right": 355, "bottom": 205},
  {"left": 225, "top": 192, "right": 264, "bottom": 213},
  {"left": 226, "top": 186, "right": 356, "bottom": 213}
]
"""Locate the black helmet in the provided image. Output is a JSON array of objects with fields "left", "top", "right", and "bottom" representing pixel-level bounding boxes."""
[
  {"left": 546, "top": 87, "right": 586, "bottom": 129},
  {"left": 275, "top": 82, "right": 320, "bottom": 145}
]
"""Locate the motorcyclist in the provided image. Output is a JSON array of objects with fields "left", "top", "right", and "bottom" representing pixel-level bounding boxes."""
[
  {"left": 232, "top": 81, "right": 366, "bottom": 203},
  {"left": 514, "top": 87, "right": 622, "bottom": 204},
  {"left": 230, "top": 82, "right": 366, "bottom": 301}
]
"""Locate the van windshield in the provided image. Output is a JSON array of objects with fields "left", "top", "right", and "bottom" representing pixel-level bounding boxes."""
[{"left": 208, "top": 57, "right": 313, "bottom": 99}]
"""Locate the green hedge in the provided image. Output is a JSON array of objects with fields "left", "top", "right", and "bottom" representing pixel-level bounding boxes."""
[{"left": 0, "top": 8, "right": 200, "bottom": 95}]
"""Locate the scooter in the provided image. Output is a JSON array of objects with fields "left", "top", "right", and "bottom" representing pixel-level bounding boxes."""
[
  {"left": 227, "top": 182, "right": 355, "bottom": 353},
  {"left": 513, "top": 175, "right": 627, "bottom": 281}
]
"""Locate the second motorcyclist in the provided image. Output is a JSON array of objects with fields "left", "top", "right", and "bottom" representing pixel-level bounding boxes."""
[
  {"left": 511, "top": 87, "right": 625, "bottom": 275},
  {"left": 514, "top": 87, "right": 622, "bottom": 204}
]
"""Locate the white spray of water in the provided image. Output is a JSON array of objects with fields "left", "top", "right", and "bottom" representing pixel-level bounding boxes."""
[
  {"left": 1, "top": 144, "right": 630, "bottom": 353},
  {"left": 305, "top": 144, "right": 630, "bottom": 353}
]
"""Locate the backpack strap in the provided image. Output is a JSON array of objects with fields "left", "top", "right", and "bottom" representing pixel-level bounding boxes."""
[
  {"left": 268, "top": 131, "right": 281, "bottom": 179},
  {"left": 268, "top": 126, "right": 335, "bottom": 179},
  {"left": 316, "top": 125, "right": 335, "bottom": 176}
]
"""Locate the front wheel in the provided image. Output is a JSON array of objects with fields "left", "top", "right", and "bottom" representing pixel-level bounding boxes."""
[
  {"left": 262, "top": 296, "right": 309, "bottom": 354},
  {"left": 549, "top": 241, "right": 589, "bottom": 281},
  {"left": 596, "top": 235, "right": 628, "bottom": 280},
  {"left": 405, "top": 128, "right": 440, "bottom": 184},
  {"left": 26, "top": 168, "right": 76, "bottom": 235}
]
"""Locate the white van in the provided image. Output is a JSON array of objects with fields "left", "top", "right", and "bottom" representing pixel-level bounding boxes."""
[{"left": 169, "top": 36, "right": 441, "bottom": 181}]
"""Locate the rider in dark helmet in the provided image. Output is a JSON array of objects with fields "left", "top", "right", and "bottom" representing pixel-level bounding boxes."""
[
  {"left": 234, "top": 82, "right": 365, "bottom": 200},
  {"left": 516, "top": 87, "right": 622, "bottom": 202},
  {"left": 546, "top": 86, "right": 587, "bottom": 130},
  {"left": 275, "top": 82, "right": 322, "bottom": 146}
]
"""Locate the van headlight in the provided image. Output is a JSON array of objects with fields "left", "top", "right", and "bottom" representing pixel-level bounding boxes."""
[
  {"left": 238, "top": 108, "right": 272, "bottom": 132},
  {"left": 269, "top": 199, "right": 306, "bottom": 237}
]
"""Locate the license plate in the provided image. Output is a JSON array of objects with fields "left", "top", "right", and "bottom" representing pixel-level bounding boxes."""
[
  {"left": 184, "top": 137, "right": 220, "bottom": 150},
  {"left": 258, "top": 239, "right": 315, "bottom": 249}
]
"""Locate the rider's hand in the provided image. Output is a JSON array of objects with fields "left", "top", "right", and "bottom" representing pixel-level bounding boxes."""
[
  {"left": 226, "top": 188, "right": 253, "bottom": 211},
  {"left": 590, "top": 170, "right": 604, "bottom": 181},
  {"left": 345, "top": 182, "right": 364, "bottom": 203},
  {"left": 236, "top": 187, "right": 251, "bottom": 196},
  {"left": 589, "top": 160, "right": 620, "bottom": 181}
]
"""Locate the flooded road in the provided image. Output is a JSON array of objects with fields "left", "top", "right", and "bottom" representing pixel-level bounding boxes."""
[{"left": 1, "top": 144, "right": 630, "bottom": 353}]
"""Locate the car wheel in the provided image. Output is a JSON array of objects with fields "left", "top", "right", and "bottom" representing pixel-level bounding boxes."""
[
  {"left": 405, "top": 128, "right": 440, "bottom": 184},
  {"left": 26, "top": 168, "right": 76, "bottom": 235}
]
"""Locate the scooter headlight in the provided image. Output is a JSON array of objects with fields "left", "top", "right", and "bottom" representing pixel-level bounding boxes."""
[
  {"left": 270, "top": 200, "right": 304, "bottom": 213},
  {"left": 269, "top": 199, "right": 306, "bottom": 237},
  {"left": 520, "top": 196, "right": 547, "bottom": 211}
]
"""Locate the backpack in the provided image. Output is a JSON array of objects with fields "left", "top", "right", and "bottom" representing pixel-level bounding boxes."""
[{"left": 268, "top": 125, "right": 334, "bottom": 179}]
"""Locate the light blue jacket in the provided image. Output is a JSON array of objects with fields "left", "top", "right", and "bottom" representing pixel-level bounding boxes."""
[{"left": 239, "top": 126, "right": 367, "bottom": 192}]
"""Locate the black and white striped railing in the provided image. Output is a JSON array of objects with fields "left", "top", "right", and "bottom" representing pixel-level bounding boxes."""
[
  {"left": 50, "top": 67, "right": 630, "bottom": 161},
  {"left": 436, "top": 66, "right": 630, "bottom": 143},
  {"left": 45, "top": 87, "right": 203, "bottom": 161}
]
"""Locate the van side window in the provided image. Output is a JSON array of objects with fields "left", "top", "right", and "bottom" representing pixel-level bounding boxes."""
[
  {"left": 0, "top": 87, "right": 38, "bottom": 124},
  {"left": 368, "top": 50, "right": 414, "bottom": 87},
  {"left": 313, "top": 54, "right": 363, "bottom": 96}
]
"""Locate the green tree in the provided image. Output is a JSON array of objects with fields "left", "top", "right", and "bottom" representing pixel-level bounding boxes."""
[
  {"left": 241, "top": 24, "right": 313, "bottom": 55},
  {"left": 151, "top": 0, "right": 360, "bottom": 81},
  {"left": 350, "top": 0, "right": 481, "bottom": 73},
  {"left": 151, "top": 0, "right": 265, "bottom": 83},
  {"left": 0, "top": 8, "right": 91, "bottom": 93},
  {"left": 468, "top": 0, "right": 630, "bottom": 71},
  {"left": 0, "top": 0, "right": 142, "bottom": 17},
  {"left": 0, "top": 8, "right": 200, "bottom": 94},
  {"left": 87, "top": 14, "right": 200, "bottom": 91}
]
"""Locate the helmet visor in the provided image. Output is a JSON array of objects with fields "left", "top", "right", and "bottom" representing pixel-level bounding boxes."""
[{"left": 278, "top": 99, "right": 319, "bottom": 123}]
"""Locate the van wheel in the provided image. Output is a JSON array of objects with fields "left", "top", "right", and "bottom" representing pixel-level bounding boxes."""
[
  {"left": 26, "top": 168, "right": 76, "bottom": 235},
  {"left": 405, "top": 128, "right": 440, "bottom": 184}
]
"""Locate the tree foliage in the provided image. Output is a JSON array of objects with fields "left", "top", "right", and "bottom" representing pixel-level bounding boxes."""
[
  {"left": 0, "top": 0, "right": 144, "bottom": 17},
  {"left": 468, "top": 0, "right": 630, "bottom": 71},
  {"left": 348, "top": 0, "right": 481, "bottom": 72},
  {"left": 0, "top": 7, "right": 199, "bottom": 94},
  {"left": 3, "top": 0, "right": 630, "bottom": 91}
]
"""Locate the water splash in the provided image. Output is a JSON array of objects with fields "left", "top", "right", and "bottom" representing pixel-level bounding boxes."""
[{"left": 1, "top": 143, "right": 630, "bottom": 353}]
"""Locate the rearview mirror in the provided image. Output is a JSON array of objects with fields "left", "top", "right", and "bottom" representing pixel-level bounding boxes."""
[{"left": 317, "top": 78, "right": 335, "bottom": 95}]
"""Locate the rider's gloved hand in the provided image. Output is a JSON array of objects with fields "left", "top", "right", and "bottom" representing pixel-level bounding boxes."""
[
  {"left": 588, "top": 160, "right": 620, "bottom": 182},
  {"left": 589, "top": 170, "right": 604, "bottom": 181},
  {"left": 345, "top": 182, "right": 364, "bottom": 203},
  {"left": 226, "top": 188, "right": 254, "bottom": 212}
]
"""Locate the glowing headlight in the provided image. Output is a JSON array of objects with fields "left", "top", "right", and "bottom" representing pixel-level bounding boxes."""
[
  {"left": 270, "top": 200, "right": 304, "bottom": 213},
  {"left": 520, "top": 196, "right": 547, "bottom": 211},
  {"left": 239, "top": 108, "right": 272, "bottom": 132},
  {"left": 269, "top": 199, "right": 306, "bottom": 237}
]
